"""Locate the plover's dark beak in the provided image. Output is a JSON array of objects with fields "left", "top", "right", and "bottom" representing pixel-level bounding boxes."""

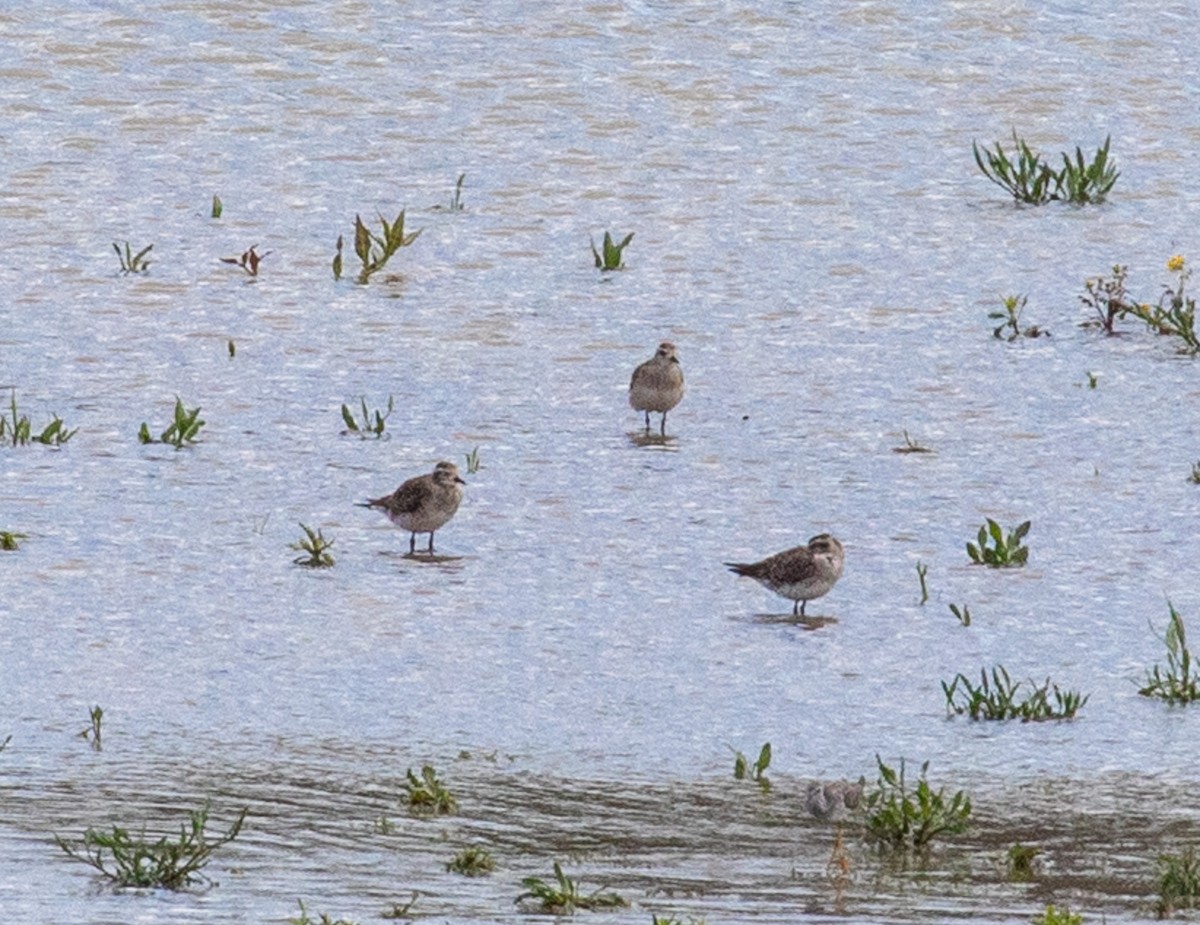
[{"left": 456, "top": 476, "right": 467, "bottom": 485}]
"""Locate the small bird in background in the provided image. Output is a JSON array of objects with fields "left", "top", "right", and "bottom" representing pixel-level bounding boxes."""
[
  {"left": 726, "top": 534, "right": 845, "bottom": 616},
  {"left": 629, "top": 341, "right": 684, "bottom": 435},
  {"left": 805, "top": 778, "right": 865, "bottom": 878},
  {"left": 359, "top": 460, "right": 466, "bottom": 555}
]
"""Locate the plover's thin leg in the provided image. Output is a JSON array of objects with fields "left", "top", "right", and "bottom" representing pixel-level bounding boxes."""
[
  {"left": 427, "top": 532, "right": 436, "bottom": 553},
  {"left": 660, "top": 412, "right": 667, "bottom": 436},
  {"left": 409, "top": 532, "right": 417, "bottom": 555}
]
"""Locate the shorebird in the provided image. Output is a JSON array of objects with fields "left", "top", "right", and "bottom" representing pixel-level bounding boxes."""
[
  {"left": 726, "top": 534, "right": 844, "bottom": 616},
  {"left": 805, "top": 779, "right": 864, "bottom": 821},
  {"left": 629, "top": 341, "right": 684, "bottom": 435},
  {"left": 359, "top": 461, "right": 466, "bottom": 555},
  {"left": 806, "top": 778, "right": 864, "bottom": 878}
]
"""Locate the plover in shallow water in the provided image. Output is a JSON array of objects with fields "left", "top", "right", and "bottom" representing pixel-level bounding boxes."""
[
  {"left": 629, "top": 341, "right": 684, "bottom": 435},
  {"left": 726, "top": 534, "right": 844, "bottom": 616},
  {"left": 359, "top": 461, "right": 466, "bottom": 555}
]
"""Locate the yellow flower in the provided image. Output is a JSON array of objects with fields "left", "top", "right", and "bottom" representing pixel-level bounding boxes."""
[{"left": 1167, "top": 254, "right": 1186, "bottom": 273}]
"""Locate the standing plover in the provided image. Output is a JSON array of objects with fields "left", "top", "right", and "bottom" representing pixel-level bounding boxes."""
[
  {"left": 726, "top": 534, "right": 844, "bottom": 616},
  {"left": 629, "top": 341, "right": 684, "bottom": 435},
  {"left": 359, "top": 461, "right": 466, "bottom": 554}
]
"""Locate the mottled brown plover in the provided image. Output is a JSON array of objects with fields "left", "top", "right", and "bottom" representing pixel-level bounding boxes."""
[
  {"left": 629, "top": 341, "right": 684, "bottom": 435},
  {"left": 726, "top": 534, "right": 844, "bottom": 616},
  {"left": 359, "top": 460, "right": 466, "bottom": 555}
]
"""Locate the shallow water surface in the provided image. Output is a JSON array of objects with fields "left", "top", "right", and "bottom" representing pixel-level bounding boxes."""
[{"left": 2, "top": 1, "right": 1200, "bottom": 922}]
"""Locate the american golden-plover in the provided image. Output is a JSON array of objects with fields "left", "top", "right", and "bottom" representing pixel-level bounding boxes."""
[
  {"left": 359, "top": 460, "right": 466, "bottom": 555},
  {"left": 629, "top": 341, "right": 684, "bottom": 435},
  {"left": 726, "top": 534, "right": 844, "bottom": 616}
]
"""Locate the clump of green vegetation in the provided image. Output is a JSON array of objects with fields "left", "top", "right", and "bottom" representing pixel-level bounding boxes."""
[
  {"left": 990, "top": 294, "right": 1046, "bottom": 340},
  {"left": 1, "top": 389, "right": 77, "bottom": 447},
  {"left": 1189, "top": 462, "right": 1200, "bottom": 484},
  {"left": 220, "top": 244, "right": 268, "bottom": 276},
  {"left": 916, "top": 561, "right": 929, "bottom": 604},
  {"left": 404, "top": 765, "right": 457, "bottom": 814},
  {"left": 1008, "top": 843, "right": 1041, "bottom": 881},
  {"left": 1124, "top": 256, "right": 1200, "bottom": 354},
  {"left": 967, "top": 518, "right": 1030, "bottom": 567},
  {"left": 464, "top": 446, "right": 481, "bottom": 475},
  {"left": 332, "top": 209, "right": 422, "bottom": 284},
  {"left": 139, "top": 397, "right": 205, "bottom": 449},
  {"left": 591, "top": 230, "right": 634, "bottom": 271},
  {"left": 1139, "top": 603, "right": 1200, "bottom": 704},
  {"left": 1033, "top": 903, "right": 1083, "bottom": 925},
  {"left": 55, "top": 802, "right": 246, "bottom": 890},
  {"left": 515, "top": 861, "right": 627, "bottom": 914},
  {"left": 0, "top": 530, "right": 27, "bottom": 551},
  {"left": 1156, "top": 845, "right": 1200, "bottom": 917},
  {"left": 973, "top": 131, "right": 1118, "bottom": 205},
  {"left": 864, "top": 756, "right": 971, "bottom": 853},
  {"left": 340, "top": 395, "right": 394, "bottom": 438},
  {"left": 211, "top": 195, "right": 222, "bottom": 219},
  {"left": 652, "top": 916, "right": 707, "bottom": 925},
  {"left": 290, "top": 524, "right": 335, "bottom": 568},
  {"left": 893, "top": 430, "right": 932, "bottom": 454},
  {"left": 731, "top": 741, "right": 771, "bottom": 790},
  {"left": 80, "top": 705, "right": 103, "bottom": 751},
  {"left": 289, "top": 899, "right": 359, "bottom": 925},
  {"left": 113, "top": 240, "right": 154, "bottom": 274},
  {"left": 446, "top": 844, "right": 495, "bottom": 876},
  {"left": 949, "top": 603, "right": 971, "bottom": 627},
  {"left": 943, "top": 665, "right": 1089, "bottom": 721}
]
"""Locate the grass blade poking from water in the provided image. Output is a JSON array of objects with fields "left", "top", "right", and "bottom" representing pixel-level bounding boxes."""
[
  {"left": 431, "top": 172, "right": 466, "bottom": 212},
  {"left": 864, "top": 755, "right": 971, "bottom": 853},
  {"left": 139, "top": 397, "right": 205, "bottom": 449},
  {"left": 1, "top": 389, "right": 77, "bottom": 447},
  {"left": 515, "top": 861, "right": 628, "bottom": 914},
  {"left": 731, "top": 741, "right": 771, "bottom": 790},
  {"left": 465, "top": 446, "right": 481, "bottom": 474},
  {"left": 1139, "top": 603, "right": 1200, "bottom": 704},
  {"left": 113, "top": 240, "right": 153, "bottom": 274},
  {"left": 289, "top": 899, "right": 360, "bottom": 925},
  {"left": 79, "top": 705, "right": 103, "bottom": 751},
  {"left": 942, "top": 665, "right": 1089, "bottom": 721},
  {"left": 591, "top": 230, "right": 633, "bottom": 271},
  {"left": 989, "top": 293, "right": 1047, "bottom": 340},
  {"left": 340, "top": 395, "right": 393, "bottom": 438},
  {"left": 334, "top": 209, "right": 422, "bottom": 284},
  {"left": 55, "top": 801, "right": 247, "bottom": 890}
]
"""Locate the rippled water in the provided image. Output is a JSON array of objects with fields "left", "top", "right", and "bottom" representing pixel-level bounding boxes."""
[{"left": 3, "top": 1, "right": 1200, "bottom": 922}]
